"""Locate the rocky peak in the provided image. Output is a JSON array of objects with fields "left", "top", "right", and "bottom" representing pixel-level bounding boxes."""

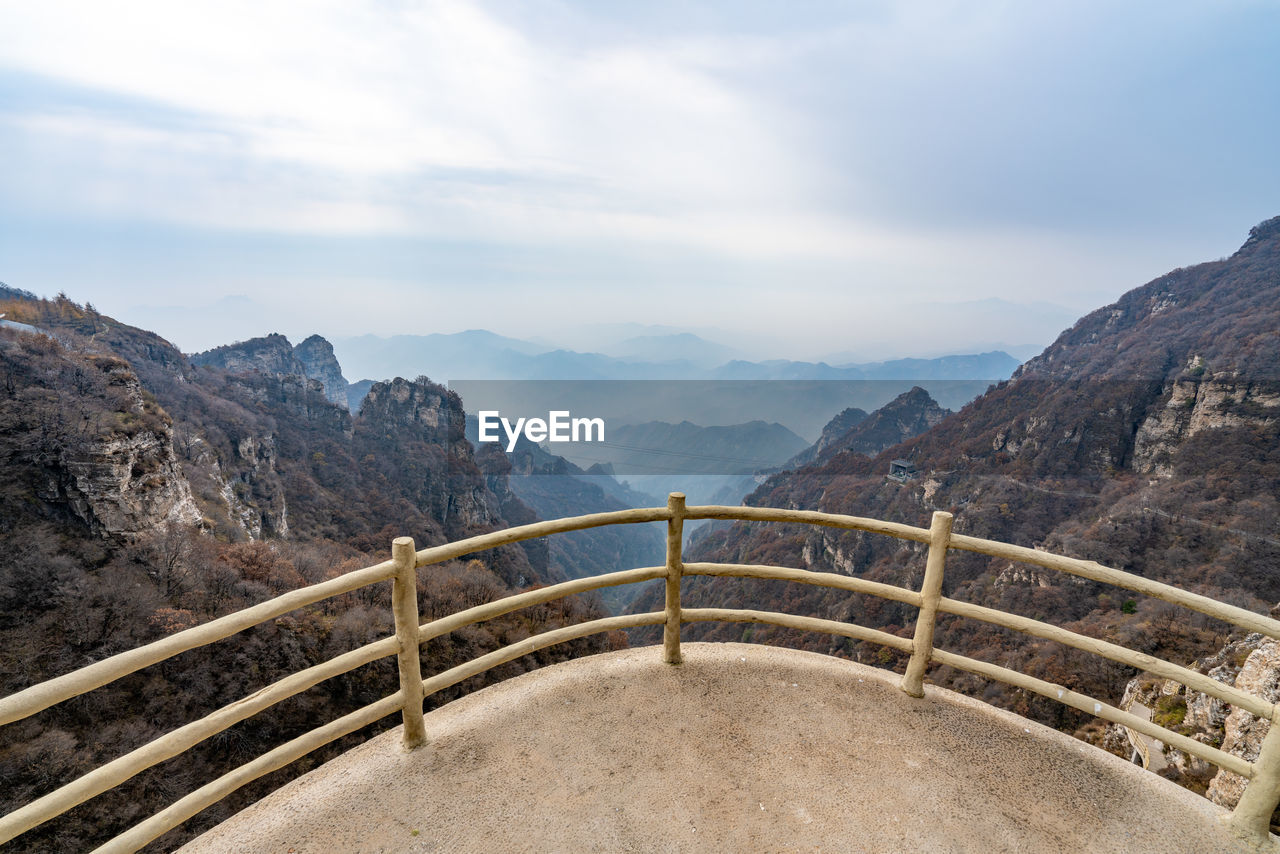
[
  {"left": 292, "top": 335, "right": 349, "bottom": 410},
  {"left": 819, "top": 386, "right": 949, "bottom": 462},
  {"left": 192, "top": 333, "right": 351, "bottom": 411},
  {"left": 787, "top": 406, "right": 869, "bottom": 468},
  {"left": 1017, "top": 215, "right": 1280, "bottom": 385},
  {"left": 1243, "top": 214, "right": 1280, "bottom": 250},
  {"left": 358, "top": 376, "right": 511, "bottom": 532},
  {"left": 358, "top": 376, "right": 462, "bottom": 440},
  {"left": 191, "top": 333, "right": 306, "bottom": 377}
]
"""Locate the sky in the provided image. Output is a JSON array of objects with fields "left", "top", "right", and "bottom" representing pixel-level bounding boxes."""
[{"left": 1, "top": 0, "right": 1277, "bottom": 360}]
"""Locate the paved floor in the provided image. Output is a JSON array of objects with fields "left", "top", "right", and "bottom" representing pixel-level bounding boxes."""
[{"left": 180, "top": 643, "right": 1268, "bottom": 854}]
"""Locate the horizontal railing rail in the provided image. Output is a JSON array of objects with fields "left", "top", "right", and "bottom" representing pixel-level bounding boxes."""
[{"left": 3, "top": 495, "right": 1280, "bottom": 851}]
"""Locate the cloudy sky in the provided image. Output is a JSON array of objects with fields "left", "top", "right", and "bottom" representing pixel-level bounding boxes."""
[{"left": 1, "top": 0, "right": 1277, "bottom": 359}]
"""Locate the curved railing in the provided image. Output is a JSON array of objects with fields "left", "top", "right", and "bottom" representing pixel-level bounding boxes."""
[{"left": 3, "top": 494, "right": 1280, "bottom": 851}]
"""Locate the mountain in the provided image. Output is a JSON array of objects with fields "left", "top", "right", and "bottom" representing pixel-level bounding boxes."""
[
  {"left": 192, "top": 333, "right": 350, "bottom": 410},
  {"left": 852, "top": 351, "right": 1023, "bottom": 381},
  {"left": 713, "top": 358, "right": 853, "bottom": 380},
  {"left": 785, "top": 387, "right": 949, "bottom": 469},
  {"left": 633, "top": 217, "right": 1280, "bottom": 787},
  {"left": 786, "top": 406, "right": 869, "bottom": 468},
  {"left": 0, "top": 297, "right": 615, "bottom": 850},
  {"left": 190, "top": 331, "right": 308, "bottom": 377},
  {"left": 292, "top": 334, "right": 350, "bottom": 408},
  {"left": 712, "top": 351, "right": 1021, "bottom": 382},
  {"left": 819, "top": 299, "right": 1079, "bottom": 365},
  {"left": 603, "top": 332, "right": 741, "bottom": 367},
  {"left": 556, "top": 419, "right": 808, "bottom": 480},
  {"left": 333, "top": 329, "right": 548, "bottom": 383},
  {"left": 335, "top": 326, "right": 1019, "bottom": 387}
]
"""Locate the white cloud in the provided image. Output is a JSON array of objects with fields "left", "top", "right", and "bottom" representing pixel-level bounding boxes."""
[
  {"left": 0, "top": 0, "right": 829, "bottom": 251},
  {"left": 0, "top": 0, "right": 1275, "bottom": 358}
]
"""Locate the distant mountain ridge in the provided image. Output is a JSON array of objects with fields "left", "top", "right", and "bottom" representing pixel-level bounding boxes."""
[
  {"left": 713, "top": 351, "right": 1021, "bottom": 381},
  {"left": 334, "top": 328, "right": 1021, "bottom": 385}
]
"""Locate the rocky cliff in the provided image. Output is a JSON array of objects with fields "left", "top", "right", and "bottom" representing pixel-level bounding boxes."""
[
  {"left": 0, "top": 294, "right": 550, "bottom": 564},
  {"left": 1208, "top": 639, "right": 1280, "bottom": 813},
  {"left": 0, "top": 294, "right": 611, "bottom": 852},
  {"left": 192, "top": 332, "right": 350, "bottom": 410},
  {"left": 356, "top": 376, "right": 506, "bottom": 533},
  {"left": 0, "top": 331, "right": 201, "bottom": 541},
  {"left": 1102, "top": 627, "right": 1280, "bottom": 830},
  {"left": 293, "top": 334, "right": 350, "bottom": 409},
  {"left": 191, "top": 332, "right": 307, "bottom": 377}
]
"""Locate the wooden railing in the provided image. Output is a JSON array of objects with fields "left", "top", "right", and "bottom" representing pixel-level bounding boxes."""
[{"left": 3, "top": 493, "right": 1280, "bottom": 850}]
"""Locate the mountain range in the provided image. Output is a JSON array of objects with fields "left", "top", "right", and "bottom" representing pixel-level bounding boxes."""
[
  {"left": 0, "top": 296, "right": 615, "bottom": 850},
  {"left": 5, "top": 216, "right": 1280, "bottom": 841},
  {"left": 334, "top": 329, "right": 1022, "bottom": 386}
]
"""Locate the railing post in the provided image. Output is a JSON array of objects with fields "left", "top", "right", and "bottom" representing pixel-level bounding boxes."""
[
  {"left": 901, "top": 511, "right": 953, "bottom": 698},
  {"left": 391, "top": 536, "right": 427, "bottom": 749},
  {"left": 1227, "top": 716, "right": 1280, "bottom": 844},
  {"left": 663, "top": 493, "right": 687, "bottom": 665}
]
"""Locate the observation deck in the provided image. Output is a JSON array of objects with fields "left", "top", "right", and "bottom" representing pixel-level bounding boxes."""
[
  {"left": 4, "top": 495, "right": 1280, "bottom": 852},
  {"left": 181, "top": 643, "right": 1248, "bottom": 854}
]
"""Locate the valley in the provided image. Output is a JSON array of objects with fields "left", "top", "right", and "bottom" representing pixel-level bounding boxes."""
[{"left": 3, "top": 215, "right": 1280, "bottom": 848}]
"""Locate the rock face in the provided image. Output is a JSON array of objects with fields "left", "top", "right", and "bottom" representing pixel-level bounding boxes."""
[
  {"left": 360, "top": 376, "right": 456, "bottom": 437},
  {"left": 1207, "top": 639, "right": 1280, "bottom": 810},
  {"left": 191, "top": 333, "right": 306, "bottom": 377},
  {"left": 192, "top": 333, "right": 350, "bottom": 410},
  {"left": 1133, "top": 376, "right": 1280, "bottom": 477},
  {"left": 293, "top": 335, "right": 349, "bottom": 409},
  {"left": 0, "top": 340, "right": 202, "bottom": 541},
  {"left": 358, "top": 376, "right": 505, "bottom": 530},
  {"left": 58, "top": 426, "right": 203, "bottom": 538},
  {"left": 1106, "top": 628, "right": 1280, "bottom": 826},
  {"left": 2, "top": 299, "right": 542, "bottom": 556},
  {"left": 189, "top": 430, "right": 288, "bottom": 540}
]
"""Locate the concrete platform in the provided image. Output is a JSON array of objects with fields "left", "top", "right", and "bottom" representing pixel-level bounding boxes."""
[{"left": 180, "top": 643, "right": 1265, "bottom": 853}]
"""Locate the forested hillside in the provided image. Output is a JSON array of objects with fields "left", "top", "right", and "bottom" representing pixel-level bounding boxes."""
[
  {"left": 636, "top": 217, "right": 1280, "bottom": 784},
  {"left": 0, "top": 297, "right": 617, "bottom": 851}
]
